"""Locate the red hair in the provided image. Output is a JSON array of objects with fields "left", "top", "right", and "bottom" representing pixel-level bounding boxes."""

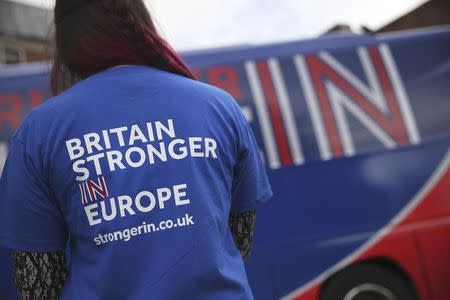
[{"left": 51, "top": 0, "right": 195, "bottom": 95}]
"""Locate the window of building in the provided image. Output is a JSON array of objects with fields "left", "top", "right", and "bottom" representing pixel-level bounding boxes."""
[{"left": 0, "top": 46, "right": 25, "bottom": 64}]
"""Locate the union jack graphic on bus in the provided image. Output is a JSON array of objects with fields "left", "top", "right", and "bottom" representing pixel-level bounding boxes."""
[
  {"left": 246, "top": 44, "right": 420, "bottom": 168},
  {"left": 246, "top": 59, "right": 304, "bottom": 169}
]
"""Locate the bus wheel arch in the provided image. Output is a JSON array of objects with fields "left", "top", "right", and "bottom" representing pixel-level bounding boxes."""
[{"left": 319, "top": 258, "right": 420, "bottom": 300}]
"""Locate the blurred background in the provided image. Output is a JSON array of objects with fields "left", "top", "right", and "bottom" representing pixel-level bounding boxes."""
[
  {"left": 1, "top": 1, "right": 450, "bottom": 300},
  {"left": 0, "top": 0, "right": 449, "bottom": 63}
]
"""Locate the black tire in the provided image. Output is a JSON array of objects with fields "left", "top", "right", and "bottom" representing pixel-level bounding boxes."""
[{"left": 319, "top": 264, "right": 419, "bottom": 300}]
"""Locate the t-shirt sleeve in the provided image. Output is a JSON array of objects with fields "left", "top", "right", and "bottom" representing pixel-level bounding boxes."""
[
  {"left": 0, "top": 135, "right": 67, "bottom": 252},
  {"left": 230, "top": 100, "right": 273, "bottom": 213}
]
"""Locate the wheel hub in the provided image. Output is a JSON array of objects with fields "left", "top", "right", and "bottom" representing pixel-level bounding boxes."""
[{"left": 343, "top": 283, "right": 397, "bottom": 300}]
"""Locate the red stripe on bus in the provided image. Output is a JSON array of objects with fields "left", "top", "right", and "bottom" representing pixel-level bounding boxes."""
[
  {"left": 257, "top": 61, "right": 293, "bottom": 166},
  {"left": 369, "top": 47, "right": 409, "bottom": 145},
  {"left": 306, "top": 55, "right": 344, "bottom": 157}
]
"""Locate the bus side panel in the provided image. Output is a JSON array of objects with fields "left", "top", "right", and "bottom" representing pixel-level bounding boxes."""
[
  {"left": 402, "top": 157, "right": 450, "bottom": 300},
  {"left": 415, "top": 226, "right": 450, "bottom": 300},
  {"left": 287, "top": 231, "right": 431, "bottom": 300},
  {"left": 246, "top": 139, "right": 449, "bottom": 299},
  {"left": 286, "top": 143, "right": 450, "bottom": 300},
  {"left": 358, "top": 159, "right": 450, "bottom": 300},
  {"left": 356, "top": 231, "right": 431, "bottom": 300}
]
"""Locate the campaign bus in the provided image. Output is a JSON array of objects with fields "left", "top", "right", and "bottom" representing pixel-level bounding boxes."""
[{"left": 1, "top": 26, "right": 449, "bottom": 300}]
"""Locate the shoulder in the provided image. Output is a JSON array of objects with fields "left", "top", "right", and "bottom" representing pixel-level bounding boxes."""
[
  {"left": 14, "top": 85, "right": 83, "bottom": 142},
  {"left": 159, "top": 70, "right": 235, "bottom": 103},
  {"left": 23, "top": 74, "right": 96, "bottom": 121},
  {"left": 168, "top": 74, "right": 241, "bottom": 115}
]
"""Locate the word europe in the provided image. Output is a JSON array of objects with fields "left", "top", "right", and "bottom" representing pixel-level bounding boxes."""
[
  {"left": 66, "top": 119, "right": 218, "bottom": 181},
  {"left": 84, "top": 183, "right": 191, "bottom": 226}
]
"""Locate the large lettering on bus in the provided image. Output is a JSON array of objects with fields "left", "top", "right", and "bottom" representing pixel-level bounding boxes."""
[
  {"left": 236, "top": 44, "right": 420, "bottom": 169},
  {"left": 0, "top": 89, "right": 45, "bottom": 174},
  {"left": 0, "top": 44, "right": 423, "bottom": 173},
  {"left": 295, "top": 44, "right": 420, "bottom": 160}
]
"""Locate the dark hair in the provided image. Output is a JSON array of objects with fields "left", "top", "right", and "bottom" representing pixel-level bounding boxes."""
[{"left": 51, "top": 0, "right": 195, "bottom": 95}]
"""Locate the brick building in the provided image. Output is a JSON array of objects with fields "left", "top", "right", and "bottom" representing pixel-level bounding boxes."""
[
  {"left": 0, "top": 0, "right": 449, "bottom": 64},
  {"left": 323, "top": 0, "right": 449, "bottom": 35},
  {"left": 377, "top": 0, "right": 450, "bottom": 33},
  {"left": 0, "top": 0, "right": 53, "bottom": 64}
]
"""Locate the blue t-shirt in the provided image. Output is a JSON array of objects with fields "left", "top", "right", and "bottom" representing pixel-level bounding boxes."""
[{"left": 0, "top": 66, "right": 272, "bottom": 300}]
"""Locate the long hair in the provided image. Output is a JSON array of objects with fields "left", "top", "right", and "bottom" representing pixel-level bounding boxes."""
[{"left": 51, "top": 0, "right": 195, "bottom": 95}]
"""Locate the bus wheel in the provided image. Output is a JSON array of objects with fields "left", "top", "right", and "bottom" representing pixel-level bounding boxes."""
[{"left": 319, "top": 264, "right": 419, "bottom": 300}]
